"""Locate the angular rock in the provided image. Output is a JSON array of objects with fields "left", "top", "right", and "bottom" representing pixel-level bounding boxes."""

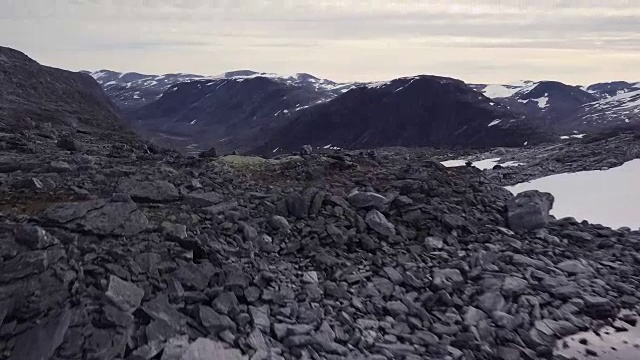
[
  {"left": 250, "top": 305, "right": 271, "bottom": 333},
  {"left": 365, "top": 209, "right": 396, "bottom": 236},
  {"left": 507, "top": 190, "right": 554, "bottom": 232},
  {"left": 161, "top": 336, "right": 190, "bottom": 360},
  {"left": 8, "top": 309, "right": 71, "bottom": 360},
  {"left": 117, "top": 178, "right": 180, "bottom": 203},
  {"left": 212, "top": 292, "right": 239, "bottom": 314},
  {"left": 181, "top": 338, "right": 245, "bottom": 360},
  {"left": 185, "top": 192, "right": 224, "bottom": 206},
  {"left": 199, "top": 305, "right": 236, "bottom": 333},
  {"left": 43, "top": 196, "right": 148, "bottom": 236},
  {"left": 105, "top": 275, "right": 144, "bottom": 313},
  {"left": 347, "top": 191, "right": 388, "bottom": 209},
  {"left": 557, "top": 260, "right": 591, "bottom": 275},
  {"left": 269, "top": 215, "right": 291, "bottom": 232},
  {"left": 14, "top": 224, "right": 60, "bottom": 250},
  {"left": 477, "top": 291, "right": 506, "bottom": 313}
]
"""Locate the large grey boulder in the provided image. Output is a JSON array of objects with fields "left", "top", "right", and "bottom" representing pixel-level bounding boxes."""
[
  {"left": 347, "top": 190, "right": 388, "bottom": 210},
  {"left": 105, "top": 275, "right": 144, "bottom": 313},
  {"left": 507, "top": 190, "right": 554, "bottom": 232}
]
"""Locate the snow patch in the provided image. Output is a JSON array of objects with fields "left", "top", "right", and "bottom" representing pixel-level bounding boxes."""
[
  {"left": 506, "top": 159, "right": 640, "bottom": 229},
  {"left": 482, "top": 85, "right": 521, "bottom": 99},
  {"left": 560, "top": 134, "right": 586, "bottom": 139},
  {"left": 190, "top": 119, "right": 197, "bottom": 125},
  {"left": 441, "top": 158, "right": 524, "bottom": 170},
  {"left": 487, "top": 119, "right": 502, "bottom": 127}
]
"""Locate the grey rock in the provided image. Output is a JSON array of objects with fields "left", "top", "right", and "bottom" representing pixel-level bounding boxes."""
[
  {"left": 301, "top": 144, "right": 313, "bottom": 155},
  {"left": 583, "top": 296, "right": 617, "bottom": 319},
  {"left": 146, "top": 319, "right": 179, "bottom": 342},
  {"left": 365, "top": 210, "right": 396, "bottom": 236},
  {"left": 43, "top": 197, "right": 148, "bottom": 236},
  {"left": 105, "top": 275, "right": 144, "bottom": 313},
  {"left": 477, "top": 291, "right": 506, "bottom": 313},
  {"left": 442, "top": 213, "right": 467, "bottom": 229},
  {"left": 386, "top": 301, "right": 409, "bottom": 316},
  {"left": 117, "top": 178, "right": 180, "bottom": 203},
  {"left": 161, "top": 336, "right": 191, "bottom": 360},
  {"left": 425, "top": 236, "right": 444, "bottom": 249},
  {"left": 130, "top": 341, "right": 165, "bottom": 360},
  {"left": 302, "top": 271, "right": 319, "bottom": 284},
  {"left": 185, "top": 192, "right": 224, "bottom": 206},
  {"left": 104, "top": 304, "right": 134, "bottom": 328},
  {"left": 507, "top": 190, "right": 554, "bottom": 232},
  {"left": 17, "top": 177, "right": 43, "bottom": 190},
  {"left": 180, "top": 338, "right": 245, "bottom": 360},
  {"left": 347, "top": 191, "right": 388, "bottom": 209},
  {"left": 502, "top": 276, "right": 529, "bottom": 296},
  {"left": 432, "top": 268, "right": 464, "bottom": 289},
  {"left": 49, "top": 160, "right": 74, "bottom": 173},
  {"left": 142, "top": 294, "right": 189, "bottom": 329},
  {"left": 15, "top": 224, "right": 59, "bottom": 250},
  {"left": 464, "top": 306, "right": 487, "bottom": 326},
  {"left": 273, "top": 323, "right": 315, "bottom": 340},
  {"left": 163, "top": 222, "right": 188, "bottom": 240},
  {"left": 199, "top": 305, "right": 236, "bottom": 333},
  {"left": 269, "top": 215, "right": 291, "bottom": 232},
  {"left": 250, "top": 305, "right": 271, "bottom": 333},
  {"left": 8, "top": 308, "right": 71, "bottom": 360},
  {"left": 557, "top": 260, "right": 591, "bottom": 275},
  {"left": 212, "top": 292, "right": 238, "bottom": 314},
  {"left": 383, "top": 266, "right": 404, "bottom": 285}
]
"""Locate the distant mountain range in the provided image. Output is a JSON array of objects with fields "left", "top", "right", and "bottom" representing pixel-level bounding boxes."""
[
  {"left": 471, "top": 80, "right": 640, "bottom": 133},
  {"left": 2, "top": 45, "right": 635, "bottom": 157},
  {"left": 86, "top": 68, "right": 554, "bottom": 154}
]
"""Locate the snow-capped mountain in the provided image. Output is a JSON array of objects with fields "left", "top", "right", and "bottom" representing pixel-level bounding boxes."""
[
  {"left": 84, "top": 69, "right": 359, "bottom": 112},
  {"left": 476, "top": 80, "right": 640, "bottom": 133}
]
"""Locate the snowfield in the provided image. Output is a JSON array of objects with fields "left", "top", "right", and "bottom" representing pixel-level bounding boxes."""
[{"left": 506, "top": 159, "right": 640, "bottom": 229}]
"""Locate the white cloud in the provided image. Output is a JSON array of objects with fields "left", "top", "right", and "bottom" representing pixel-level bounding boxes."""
[{"left": 1, "top": 0, "right": 639, "bottom": 84}]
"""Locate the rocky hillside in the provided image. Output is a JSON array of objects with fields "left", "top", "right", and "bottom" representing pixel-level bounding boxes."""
[
  {"left": 0, "top": 47, "right": 123, "bottom": 132},
  {"left": 255, "top": 76, "right": 546, "bottom": 154}
]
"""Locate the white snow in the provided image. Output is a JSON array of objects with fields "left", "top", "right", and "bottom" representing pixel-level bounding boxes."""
[
  {"left": 441, "top": 158, "right": 524, "bottom": 170},
  {"left": 323, "top": 144, "right": 332, "bottom": 149},
  {"left": 487, "top": 119, "right": 502, "bottom": 127},
  {"left": 560, "top": 134, "right": 586, "bottom": 139},
  {"left": 506, "top": 159, "right": 640, "bottom": 229},
  {"left": 533, "top": 95, "right": 549, "bottom": 109},
  {"left": 482, "top": 84, "right": 521, "bottom": 99},
  {"left": 190, "top": 119, "right": 197, "bottom": 125},
  {"left": 272, "top": 147, "right": 279, "bottom": 153},
  {"left": 519, "top": 95, "right": 549, "bottom": 109},
  {"left": 91, "top": 70, "right": 109, "bottom": 79}
]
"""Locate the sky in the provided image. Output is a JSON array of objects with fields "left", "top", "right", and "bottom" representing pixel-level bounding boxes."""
[{"left": 1, "top": 0, "right": 640, "bottom": 85}]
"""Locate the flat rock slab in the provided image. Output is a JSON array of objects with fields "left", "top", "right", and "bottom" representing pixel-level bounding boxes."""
[
  {"left": 117, "top": 178, "right": 181, "bottom": 203},
  {"left": 8, "top": 308, "right": 72, "bottom": 360},
  {"left": 43, "top": 196, "right": 149, "bottom": 236}
]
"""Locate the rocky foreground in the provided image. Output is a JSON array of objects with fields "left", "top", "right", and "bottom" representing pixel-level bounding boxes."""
[{"left": 1, "top": 121, "right": 640, "bottom": 360}]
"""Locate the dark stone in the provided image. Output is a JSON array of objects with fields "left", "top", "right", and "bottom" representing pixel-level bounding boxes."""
[
  {"left": 105, "top": 275, "right": 144, "bottom": 313},
  {"left": 507, "top": 190, "right": 554, "bottom": 232},
  {"left": 8, "top": 308, "right": 72, "bottom": 360}
]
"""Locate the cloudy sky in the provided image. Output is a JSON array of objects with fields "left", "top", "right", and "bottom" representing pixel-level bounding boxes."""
[{"left": 2, "top": 0, "right": 639, "bottom": 84}]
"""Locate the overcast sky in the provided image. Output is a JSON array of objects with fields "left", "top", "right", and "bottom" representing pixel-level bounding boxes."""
[{"left": 2, "top": 0, "right": 639, "bottom": 84}]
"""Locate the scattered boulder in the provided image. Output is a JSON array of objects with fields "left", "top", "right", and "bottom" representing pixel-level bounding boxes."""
[{"left": 507, "top": 190, "right": 555, "bottom": 232}]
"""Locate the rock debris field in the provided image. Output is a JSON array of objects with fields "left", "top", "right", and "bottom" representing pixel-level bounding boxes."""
[{"left": 1, "top": 124, "right": 640, "bottom": 360}]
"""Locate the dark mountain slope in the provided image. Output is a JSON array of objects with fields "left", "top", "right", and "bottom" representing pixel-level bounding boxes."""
[
  {"left": 0, "top": 47, "right": 122, "bottom": 132},
  {"left": 255, "top": 76, "right": 548, "bottom": 154},
  {"left": 131, "top": 77, "right": 329, "bottom": 153}
]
